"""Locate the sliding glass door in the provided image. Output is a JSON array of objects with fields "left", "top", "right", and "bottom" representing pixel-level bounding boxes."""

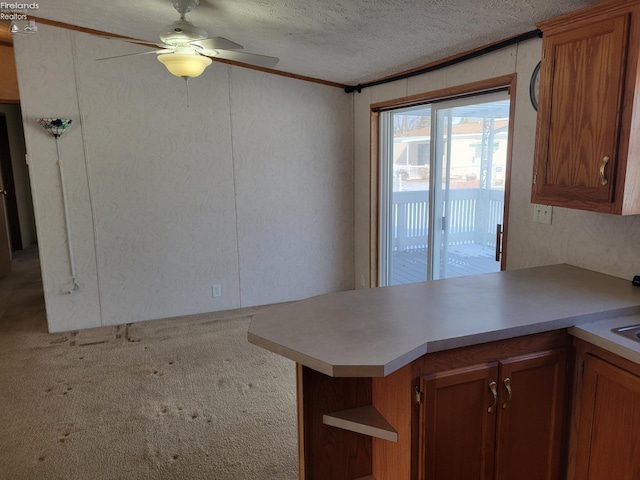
[{"left": 379, "top": 91, "right": 510, "bottom": 286}]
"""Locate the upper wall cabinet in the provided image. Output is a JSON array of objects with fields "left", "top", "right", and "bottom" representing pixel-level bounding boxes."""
[{"left": 533, "top": 0, "right": 640, "bottom": 215}]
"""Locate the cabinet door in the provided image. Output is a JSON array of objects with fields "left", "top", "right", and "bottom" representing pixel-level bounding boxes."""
[
  {"left": 418, "top": 362, "right": 499, "bottom": 480},
  {"left": 534, "top": 14, "right": 629, "bottom": 208},
  {"left": 494, "top": 349, "right": 569, "bottom": 480},
  {"left": 574, "top": 355, "right": 640, "bottom": 480}
]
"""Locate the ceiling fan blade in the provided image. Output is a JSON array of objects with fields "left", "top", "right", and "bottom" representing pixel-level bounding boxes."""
[
  {"left": 191, "top": 37, "right": 244, "bottom": 51},
  {"left": 96, "top": 48, "right": 173, "bottom": 61},
  {"left": 206, "top": 49, "right": 280, "bottom": 68}
]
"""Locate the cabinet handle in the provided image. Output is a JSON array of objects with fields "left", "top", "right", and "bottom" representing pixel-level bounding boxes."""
[
  {"left": 488, "top": 381, "right": 498, "bottom": 413},
  {"left": 502, "top": 377, "right": 512, "bottom": 409},
  {"left": 599, "top": 156, "right": 610, "bottom": 186}
]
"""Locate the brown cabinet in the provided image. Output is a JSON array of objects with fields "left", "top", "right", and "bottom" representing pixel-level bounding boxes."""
[
  {"left": 418, "top": 349, "right": 568, "bottom": 480},
  {"left": 533, "top": 0, "right": 640, "bottom": 215},
  {"left": 297, "top": 331, "right": 573, "bottom": 480},
  {"left": 569, "top": 344, "right": 640, "bottom": 480}
]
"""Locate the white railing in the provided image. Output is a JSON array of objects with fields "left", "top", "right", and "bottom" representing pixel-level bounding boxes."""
[{"left": 392, "top": 188, "right": 504, "bottom": 251}]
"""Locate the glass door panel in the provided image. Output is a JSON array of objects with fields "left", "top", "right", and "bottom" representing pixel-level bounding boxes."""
[
  {"left": 380, "top": 106, "right": 431, "bottom": 286},
  {"left": 432, "top": 93, "right": 509, "bottom": 280}
]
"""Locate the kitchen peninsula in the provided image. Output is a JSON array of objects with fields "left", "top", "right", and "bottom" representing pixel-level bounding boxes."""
[{"left": 248, "top": 264, "right": 640, "bottom": 479}]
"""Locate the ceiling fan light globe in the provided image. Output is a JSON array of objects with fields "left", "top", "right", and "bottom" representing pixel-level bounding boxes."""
[{"left": 158, "top": 53, "right": 212, "bottom": 79}]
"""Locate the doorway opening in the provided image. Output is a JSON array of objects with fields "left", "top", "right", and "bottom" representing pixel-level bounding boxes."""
[{"left": 0, "top": 113, "right": 22, "bottom": 251}]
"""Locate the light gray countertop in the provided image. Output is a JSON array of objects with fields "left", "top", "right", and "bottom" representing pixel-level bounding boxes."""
[
  {"left": 248, "top": 264, "right": 640, "bottom": 377},
  {"left": 570, "top": 314, "right": 640, "bottom": 365}
]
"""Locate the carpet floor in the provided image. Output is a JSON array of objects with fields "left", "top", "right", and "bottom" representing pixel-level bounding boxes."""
[{"left": 0, "top": 247, "right": 298, "bottom": 479}]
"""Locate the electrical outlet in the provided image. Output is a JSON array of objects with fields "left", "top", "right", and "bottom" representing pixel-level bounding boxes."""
[
  {"left": 212, "top": 284, "right": 222, "bottom": 298},
  {"left": 533, "top": 204, "right": 553, "bottom": 225}
]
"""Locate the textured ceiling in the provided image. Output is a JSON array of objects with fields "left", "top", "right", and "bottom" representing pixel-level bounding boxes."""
[{"left": 23, "top": 0, "right": 596, "bottom": 85}]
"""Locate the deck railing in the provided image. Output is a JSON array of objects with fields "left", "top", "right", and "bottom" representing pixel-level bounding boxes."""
[{"left": 392, "top": 188, "right": 504, "bottom": 251}]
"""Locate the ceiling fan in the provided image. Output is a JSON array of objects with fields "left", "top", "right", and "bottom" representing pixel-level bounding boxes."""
[{"left": 99, "top": 0, "right": 279, "bottom": 80}]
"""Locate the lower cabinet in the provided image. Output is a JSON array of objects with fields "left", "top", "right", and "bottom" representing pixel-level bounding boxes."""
[
  {"left": 569, "top": 344, "right": 640, "bottom": 480},
  {"left": 418, "top": 349, "right": 568, "bottom": 480},
  {"left": 298, "top": 331, "right": 573, "bottom": 480},
  {"left": 299, "top": 333, "right": 640, "bottom": 480}
]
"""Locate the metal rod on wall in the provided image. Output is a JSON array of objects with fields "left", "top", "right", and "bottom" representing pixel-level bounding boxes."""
[
  {"left": 344, "top": 29, "right": 542, "bottom": 94},
  {"left": 37, "top": 118, "right": 80, "bottom": 294}
]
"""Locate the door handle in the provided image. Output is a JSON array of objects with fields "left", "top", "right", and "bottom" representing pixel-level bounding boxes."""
[
  {"left": 502, "top": 377, "right": 512, "bottom": 409},
  {"left": 495, "top": 224, "right": 502, "bottom": 262},
  {"left": 0, "top": 189, "right": 7, "bottom": 195},
  {"left": 599, "top": 156, "right": 610, "bottom": 186},
  {"left": 488, "top": 381, "right": 498, "bottom": 413}
]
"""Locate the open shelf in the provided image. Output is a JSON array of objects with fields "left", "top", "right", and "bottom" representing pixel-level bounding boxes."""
[{"left": 323, "top": 405, "right": 398, "bottom": 442}]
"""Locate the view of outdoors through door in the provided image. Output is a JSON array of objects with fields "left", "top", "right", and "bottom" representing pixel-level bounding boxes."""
[{"left": 379, "top": 91, "right": 510, "bottom": 286}]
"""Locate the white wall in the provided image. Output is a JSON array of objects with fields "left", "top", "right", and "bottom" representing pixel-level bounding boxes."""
[
  {"left": 13, "top": 25, "right": 353, "bottom": 332},
  {"left": 354, "top": 39, "right": 640, "bottom": 287}
]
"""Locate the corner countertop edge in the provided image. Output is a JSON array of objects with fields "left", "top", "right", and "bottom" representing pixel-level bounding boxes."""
[{"left": 248, "top": 332, "right": 336, "bottom": 377}]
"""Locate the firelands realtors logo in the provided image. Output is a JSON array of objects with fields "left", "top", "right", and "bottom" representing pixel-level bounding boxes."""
[{"left": 1, "top": 2, "right": 39, "bottom": 34}]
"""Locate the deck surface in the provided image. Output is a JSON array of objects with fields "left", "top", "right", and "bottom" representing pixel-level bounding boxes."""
[{"left": 391, "top": 244, "right": 499, "bottom": 285}]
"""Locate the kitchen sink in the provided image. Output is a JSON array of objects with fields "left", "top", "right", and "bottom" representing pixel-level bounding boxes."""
[{"left": 611, "top": 324, "right": 640, "bottom": 343}]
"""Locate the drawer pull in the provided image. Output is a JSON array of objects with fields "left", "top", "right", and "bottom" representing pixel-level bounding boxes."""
[
  {"left": 488, "top": 381, "right": 498, "bottom": 413},
  {"left": 502, "top": 377, "right": 512, "bottom": 409},
  {"left": 600, "top": 156, "right": 610, "bottom": 186}
]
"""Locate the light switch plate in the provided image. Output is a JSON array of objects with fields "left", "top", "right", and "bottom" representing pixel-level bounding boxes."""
[{"left": 533, "top": 204, "right": 553, "bottom": 224}]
